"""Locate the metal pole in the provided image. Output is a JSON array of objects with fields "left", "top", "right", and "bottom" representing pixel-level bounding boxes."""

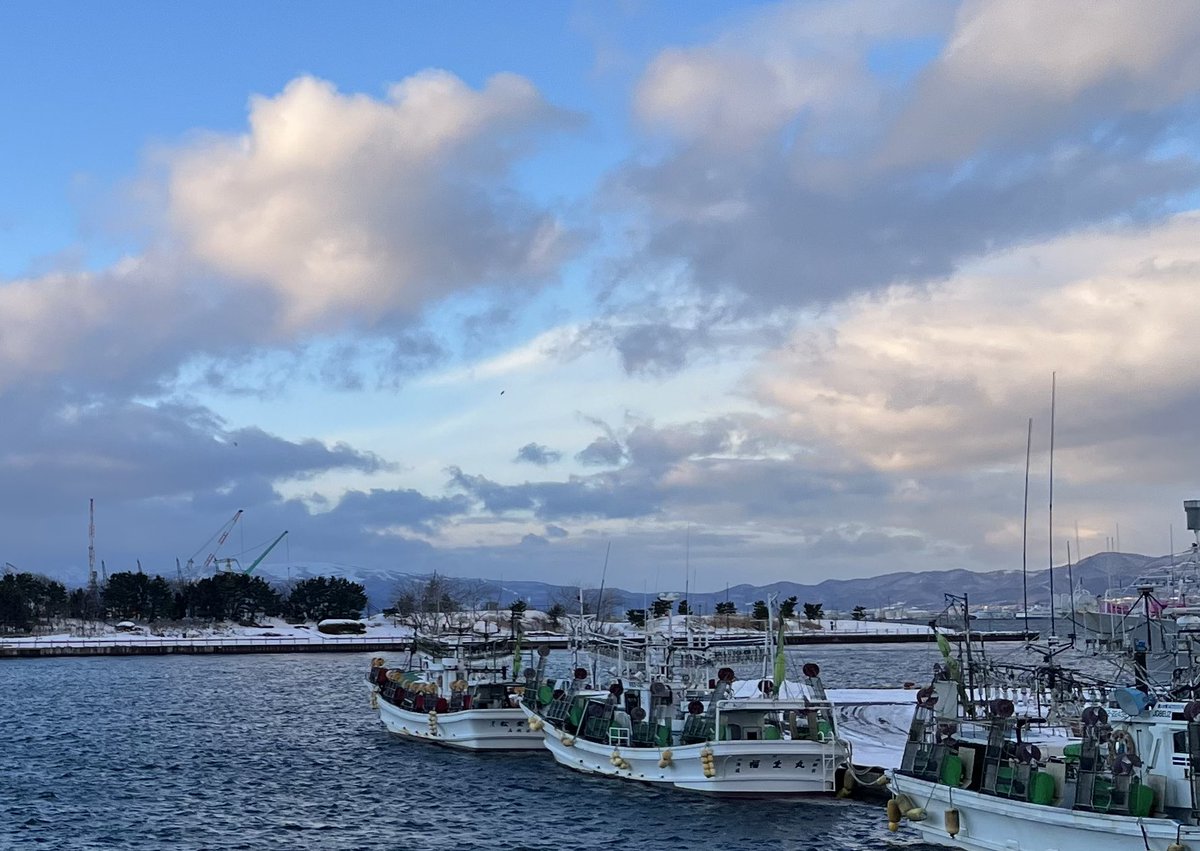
[
  {"left": 1022, "top": 417, "right": 1033, "bottom": 641},
  {"left": 1048, "top": 373, "right": 1057, "bottom": 640}
]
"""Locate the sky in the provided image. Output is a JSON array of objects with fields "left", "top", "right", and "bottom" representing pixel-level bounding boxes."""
[{"left": 4, "top": 0, "right": 1200, "bottom": 596}]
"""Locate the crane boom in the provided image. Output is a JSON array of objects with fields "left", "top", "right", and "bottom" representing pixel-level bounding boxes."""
[
  {"left": 244, "top": 530, "right": 288, "bottom": 575},
  {"left": 201, "top": 510, "right": 243, "bottom": 571}
]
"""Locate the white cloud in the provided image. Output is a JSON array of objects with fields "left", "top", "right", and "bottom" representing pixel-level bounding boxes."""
[
  {"left": 168, "top": 73, "right": 579, "bottom": 333},
  {"left": 753, "top": 213, "right": 1200, "bottom": 478},
  {"left": 0, "top": 71, "right": 580, "bottom": 396},
  {"left": 0, "top": 256, "right": 200, "bottom": 394},
  {"left": 634, "top": 0, "right": 951, "bottom": 151},
  {"left": 883, "top": 0, "right": 1200, "bottom": 165}
]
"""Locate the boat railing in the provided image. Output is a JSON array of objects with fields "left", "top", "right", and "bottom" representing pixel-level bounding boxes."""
[
  {"left": 543, "top": 696, "right": 572, "bottom": 724},
  {"left": 680, "top": 715, "right": 714, "bottom": 744},
  {"left": 607, "top": 727, "right": 631, "bottom": 746}
]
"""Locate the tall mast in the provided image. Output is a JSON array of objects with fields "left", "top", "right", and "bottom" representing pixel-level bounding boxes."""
[
  {"left": 683, "top": 524, "right": 690, "bottom": 622},
  {"left": 1048, "top": 372, "right": 1057, "bottom": 640},
  {"left": 1066, "top": 540, "right": 1077, "bottom": 647},
  {"left": 1021, "top": 417, "right": 1032, "bottom": 641}
]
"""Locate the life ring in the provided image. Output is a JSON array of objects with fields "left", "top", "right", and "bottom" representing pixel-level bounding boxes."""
[
  {"left": 1109, "top": 729, "right": 1138, "bottom": 762},
  {"left": 802, "top": 663, "right": 820, "bottom": 678}
]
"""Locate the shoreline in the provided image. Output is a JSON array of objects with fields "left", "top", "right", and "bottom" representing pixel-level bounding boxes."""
[{"left": 0, "top": 629, "right": 1034, "bottom": 659}]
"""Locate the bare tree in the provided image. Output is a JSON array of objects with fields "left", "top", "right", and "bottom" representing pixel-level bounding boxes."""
[
  {"left": 548, "top": 585, "right": 622, "bottom": 624},
  {"left": 392, "top": 573, "right": 487, "bottom": 634}
]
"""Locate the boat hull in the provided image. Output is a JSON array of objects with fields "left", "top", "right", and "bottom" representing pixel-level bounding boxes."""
[
  {"left": 527, "top": 708, "right": 842, "bottom": 795},
  {"left": 889, "top": 773, "right": 1200, "bottom": 851},
  {"left": 375, "top": 695, "right": 542, "bottom": 750}
]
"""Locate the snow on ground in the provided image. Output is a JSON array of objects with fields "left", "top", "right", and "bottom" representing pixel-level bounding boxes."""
[
  {"left": 0, "top": 615, "right": 417, "bottom": 646},
  {"left": 0, "top": 614, "right": 936, "bottom": 650}
]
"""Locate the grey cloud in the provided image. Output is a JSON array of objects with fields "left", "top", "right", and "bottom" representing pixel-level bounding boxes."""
[
  {"left": 446, "top": 467, "right": 537, "bottom": 513},
  {"left": 624, "top": 419, "right": 737, "bottom": 470},
  {"left": 805, "top": 526, "right": 927, "bottom": 558},
  {"left": 515, "top": 442, "right": 563, "bottom": 466},
  {"left": 0, "top": 390, "right": 455, "bottom": 578},
  {"left": 0, "top": 389, "right": 386, "bottom": 515},
  {"left": 614, "top": 3, "right": 1200, "bottom": 317},
  {"left": 576, "top": 436, "right": 626, "bottom": 467},
  {"left": 0, "top": 403, "right": 1059, "bottom": 593},
  {"left": 616, "top": 143, "right": 1200, "bottom": 309},
  {"left": 614, "top": 323, "right": 694, "bottom": 375},
  {"left": 447, "top": 466, "right": 661, "bottom": 521},
  {"left": 449, "top": 416, "right": 889, "bottom": 528},
  {"left": 322, "top": 488, "right": 471, "bottom": 534}
]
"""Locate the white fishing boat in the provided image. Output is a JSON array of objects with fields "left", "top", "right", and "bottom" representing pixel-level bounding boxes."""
[
  {"left": 888, "top": 636, "right": 1200, "bottom": 850},
  {"left": 366, "top": 640, "right": 542, "bottom": 751},
  {"left": 522, "top": 671, "right": 847, "bottom": 795},
  {"left": 521, "top": 604, "right": 849, "bottom": 795}
]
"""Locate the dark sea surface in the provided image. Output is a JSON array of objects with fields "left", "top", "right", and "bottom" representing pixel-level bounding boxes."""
[{"left": 0, "top": 643, "right": 976, "bottom": 850}]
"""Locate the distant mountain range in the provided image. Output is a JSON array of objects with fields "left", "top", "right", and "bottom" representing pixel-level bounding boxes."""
[{"left": 258, "top": 549, "right": 1181, "bottom": 614}]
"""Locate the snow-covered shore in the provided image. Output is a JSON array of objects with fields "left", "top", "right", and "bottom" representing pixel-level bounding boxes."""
[{"left": 0, "top": 613, "right": 993, "bottom": 658}]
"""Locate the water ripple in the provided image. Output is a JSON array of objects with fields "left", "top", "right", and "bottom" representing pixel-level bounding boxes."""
[{"left": 0, "top": 645, "right": 957, "bottom": 850}]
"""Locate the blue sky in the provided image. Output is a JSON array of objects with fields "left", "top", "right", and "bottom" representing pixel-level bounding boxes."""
[
  {"left": 0, "top": 2, "right": 736, "bottom": 276},
  {"left": 4, "top": 0, "right": 1200, "bottom": 598}
]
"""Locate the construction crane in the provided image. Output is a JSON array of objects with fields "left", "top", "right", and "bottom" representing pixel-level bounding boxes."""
[
  {"left": 215, "top": 530, "right": 289, "bottom": 575},
  {"left": 185, "top": 509, "right": 244, "bottom": 576},
  {"left": 244, "top": 530, "right": 288, "bottom": 575}
]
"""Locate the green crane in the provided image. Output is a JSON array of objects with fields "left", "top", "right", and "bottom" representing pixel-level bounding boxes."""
[{"left": 244, "top": 530, "right": 288, "bottom": 575}]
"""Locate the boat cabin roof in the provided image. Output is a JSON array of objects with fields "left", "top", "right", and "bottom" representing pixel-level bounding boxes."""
[{"left": 716, "top": 698, "right": 832, "bottom": 711}]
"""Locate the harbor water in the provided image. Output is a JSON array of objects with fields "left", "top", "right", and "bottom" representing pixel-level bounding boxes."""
[{"left": 1, "top": 643, "right": 975, "bottom": 850}]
